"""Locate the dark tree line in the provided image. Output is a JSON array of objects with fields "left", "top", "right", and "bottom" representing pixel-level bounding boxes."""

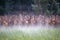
[
  {"left": 0, "top": 0, "right": 34, "bottom": 15},
  {"left": 0, "top": 0, "right": 60, "bottom": 15},
  {"left": 0, "top": 0, "right": 5, "bottom": 15}
]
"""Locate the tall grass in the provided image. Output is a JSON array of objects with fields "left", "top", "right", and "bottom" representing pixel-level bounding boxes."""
[{"left": 0, "top": 28, "right": 60, "bottom": 40}]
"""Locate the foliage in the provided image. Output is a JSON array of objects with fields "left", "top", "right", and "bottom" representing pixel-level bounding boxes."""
[{"left": 32, "top": 0, "right": 60, "bottom": 15}]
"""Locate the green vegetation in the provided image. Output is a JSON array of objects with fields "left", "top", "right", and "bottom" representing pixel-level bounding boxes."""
[
  {"left": 0, "top": 28, "right": 60, "bottom": 40},
  {"left": 32, "top": 0, "right": 59, "bottom": 15}
]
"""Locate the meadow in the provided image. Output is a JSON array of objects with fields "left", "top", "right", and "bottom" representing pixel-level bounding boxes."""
[{"left": 0, "top": 26, "right": 60, "bottom": 40}]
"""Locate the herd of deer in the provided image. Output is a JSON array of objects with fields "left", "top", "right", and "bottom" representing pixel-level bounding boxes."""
[{"left": 0, "top": 14, "right": 60, "bottom": 27}]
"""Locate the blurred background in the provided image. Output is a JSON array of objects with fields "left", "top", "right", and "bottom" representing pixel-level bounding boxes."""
[
  {"left": 0, "top": 0, "right": 60, "bottom": 26},
  {"left": 0, "top": 0, "right": 60, "bottom": 40},
  {"left": 0, "top": 0, "right": 60, "bottom": 15}
]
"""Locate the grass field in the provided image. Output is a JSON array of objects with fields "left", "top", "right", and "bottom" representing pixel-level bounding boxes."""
[{"left": 0, "top": 26, "right": 60, "bottom": 40}]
